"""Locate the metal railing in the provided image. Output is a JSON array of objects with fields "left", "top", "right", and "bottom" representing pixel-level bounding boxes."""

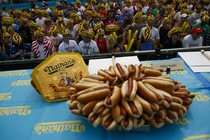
[{"left": 1, "top": 46, "right": 210, "bottom": 71}]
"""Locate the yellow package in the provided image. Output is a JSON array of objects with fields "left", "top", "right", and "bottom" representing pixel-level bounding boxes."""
[{"left": 31, "top": 53, "right": 89, "bottom": 102}]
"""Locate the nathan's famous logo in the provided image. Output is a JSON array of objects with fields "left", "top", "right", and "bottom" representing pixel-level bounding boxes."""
[
  {"left": 192, "top": 92, "right": 210, "bottom": 102},
  {"left": 34, "top": 121, "right": 85, "bottom": 135},
  {"left": 43, "top": 58, "right": 76, "bottom": 75},
  {"left": 0, "top": 70, "right": 28, "bottom": 77},
  {"left": 0, "top": 92, "right": 12, "bottom": 100},
  {"left": 11, "top": 80, "right": 31, "bottom": 86},
  {"left": 0, "top": 106, "right": 31, "bottom": 116},
  {"left": 184, "top": 134, "right": 210, "bottom": 140},
  {"left": 175, "top": 117, "right": 189, "bottom": 125}
]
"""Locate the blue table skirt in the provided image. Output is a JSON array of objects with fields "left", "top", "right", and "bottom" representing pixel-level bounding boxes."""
[{"left": 1, "top": 58, "right": 210, "bottom": 140}]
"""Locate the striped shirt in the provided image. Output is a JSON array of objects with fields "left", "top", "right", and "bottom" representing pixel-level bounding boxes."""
[{"left": 32, "top": 40, "right": 55, "bottom": 59}]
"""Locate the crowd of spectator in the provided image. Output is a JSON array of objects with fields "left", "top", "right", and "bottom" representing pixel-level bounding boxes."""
[{"left": 0, "top": 0, "right": 210, "bottom": 61}]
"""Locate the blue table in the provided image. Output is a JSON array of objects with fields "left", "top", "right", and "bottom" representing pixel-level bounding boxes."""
[{"left": 1, "top": 58, "right": 210, "bottom": 140}]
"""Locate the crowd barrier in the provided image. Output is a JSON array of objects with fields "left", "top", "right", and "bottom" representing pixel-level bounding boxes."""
[
  {"left": 0, "top": 0, "right": 85, "bottom": 10},
  {"left": 1, "top": 46, "right": 210, "bottom": 71}
]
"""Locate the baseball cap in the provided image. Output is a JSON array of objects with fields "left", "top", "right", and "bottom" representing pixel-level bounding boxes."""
[{"left": 192, "top": 27, "right": 202, "bottom": 34}]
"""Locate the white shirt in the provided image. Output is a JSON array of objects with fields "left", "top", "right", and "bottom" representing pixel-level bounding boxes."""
[
  {"left": 49, "top": 34, "right": 63, "bottom": 47},
  {"left": 56, "top": 17, "right": 68, "bottom": 26},
  {"left": 187, "top": 4, "right": 193, "bottom": 10},
  {"left": 35, "top": 17, "right": 46, "bottom": 28},
  {"left": 2, "top": 11, "right": 10, "bottom": 17},
  {"left": 204, "top": 3, "right": 210, "bottom": 10},
  {"left": 59, "top": 40, "right": 80, "bottom": 52},
  {"left": 73, "top": 24, "right": 79, "bottom": 37},
  {"left": 174, "top": 11, "right": 182, "bottom": 20},
  {"left": 77, "top": 6, "right": 86, "bottom": 13},
  {"left": 139, "top": 26, "right": 160, "bottom": 41},
  {"left": 38, "top": 44, "right": 45, "bottom": 59},
  {"left": 79, "top": 40, "right": 99, "bottom": 55},
  {"left": 46, "top": 8, "right": 52, "bottom": 13},
  {"left": 123, "top": 6, "right": 134, "bottom": 15},
  {"left": 182, "top": 34, "right": 203, "bottom": 48},
  {"left": 142, "top": 6, "right": 149, "bottom": 14}
]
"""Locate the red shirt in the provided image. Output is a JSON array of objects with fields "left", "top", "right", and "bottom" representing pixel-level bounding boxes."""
[{"left": 96, "top": 38, "right": 108, "bottom": 54}]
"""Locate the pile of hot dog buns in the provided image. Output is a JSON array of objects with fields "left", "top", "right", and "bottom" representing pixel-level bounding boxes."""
[{"left": 67, "top": 63, "right": 195, "bottom": 130}]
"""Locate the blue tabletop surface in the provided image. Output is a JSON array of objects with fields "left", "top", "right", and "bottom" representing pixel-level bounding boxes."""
[{"left": 1, "top": 58, "right": 210, "bottom": 140}]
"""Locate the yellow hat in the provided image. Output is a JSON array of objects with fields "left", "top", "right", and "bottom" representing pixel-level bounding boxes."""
[
  {"left": 2, "top": 26, "right": 7, "bottom": 33},
  {"left": 56, "top": 1, "right": 61, "bottom": 6},
  {"left": 86, "top": 5, "right": 93, "bottom": 10},
  {"left": 91, "top": 0, "right": 97, "bottom": 3},
  {"left": 97, "top": 28, "right": 105, "bottom": 35},
  {"left": 18, "top": 17, "right": 29, "bottom": 23},
  {"left": 82, "top": 20, "right": 89, "bottom": 27},
  {"left": 142, "top": 26, "right": 151, "bottom": 41},
  {"left": 3, "top": 32, "right": 10, "bottom": 38},
  {"left": 49, "top": 25, "right": 59, "bottom": 36},
  {"left": 133, "top": 12, "right": 142, "bottom": 22},
  {"left": 2, "top": 17, "right": 14, "bottom": 25},
  {"left": 34, "top": 29, "right": 44, "bottom": 37},
  {"left": 76, "top": 0, "right": 81, "bottom": 3},
  {"left": 84, "top": 10, "right": 92, "bottom": 16},
  {"left": 201, "top": 15, "right": 209, "bottom": 22},
  {"left": 93, "top": 13, "right": 100, "bottom": 18},
  {"left": 69, "top": 13, "right": 78, "bottom": 18},
  {"left": 84, "top": 3, "right": 89, "bottom": 7},
  {"left": 105, "top": 25, "right": 119, "bottom": 32},
  {"left": 29, "top": 21, "right": 39, "bottom": 28},
  {"left": 58, "top": 17, "right": 63, "bottom": 22},
  {"left": 34, "top": 6, "right": 39, "bottom": 9},
  {"left": 167, "top": 4, "right": 173, "bottom": 9},
  {"left": 81, "top": 30, "right": 95, "bottom": 38},
  {"left": 98, "top": 3, "right": 105, "bottom": 8},
  {"left": 63, "top": 29, "right": 70, "bottom": 36},
  {"left": 147, "top": 15, "right": 155, "bottom": 21},
  {"left": 67, "top": 18, "right": 73, "bottom": 24},
  {"left": 93, "top": 22, "right": 102, "bottom": 31},
  {"left": 22, "top": 12, "right": 31, "bottom": 19},
  {"left": 7, "top": 26, "right": 14, "bottom": 33},
  {"left": 163, "top": 17, "right": 171, "bottom": 23},
  {"left": 35, "top": 9, "right": 42, "bottom": 15},
  {"left": 13, "top": 9, "right": 22, "bottom": 15},
  {"left": 168, "top": 26, "right": 181, "bottom": 38},
  {"left": 43, "top": 10, "right": 49, "bottom": 17},
  {"left": 75, "top": 16, "right": 82, "bottom": 22},
  {"left": 57, "top": 11, "right": 63, "bottom": 16},
  {"left": 12, "top": 33, "right": 22, "bottom": 45},
  {"left": 142, "top": 14, "right": 147, "bottom": 19},
  {"left": 180, "top": 3, "right": 187, "bottom": 9}
]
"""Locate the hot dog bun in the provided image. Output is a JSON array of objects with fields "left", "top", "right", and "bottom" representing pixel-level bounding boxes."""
[
  {"left": 104, "top": 86, "right": 121, "bottom": 108},
  {"left": 120, "top": 117, "right": 133, "bottom": 131},
  {"left": 88, "top": 112, "right": 102, "bottom": 127},
  {"left": 93, "top": 100, "right": 110, "bottom": 117},
  {"left": 121, "top": 78, "right": 138, "bottom": 101},
  {"left": 137, "top": 81, "right": 158, "bottom": 103},
  {"left": 76, "top": 84, "right": 110, "bottom": 103},
  {"left": 102, "top": 114, "right": 118, "bottom": 130},
  {"left": 122, "top": 97, "right": 143, "bottom": 118}
]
